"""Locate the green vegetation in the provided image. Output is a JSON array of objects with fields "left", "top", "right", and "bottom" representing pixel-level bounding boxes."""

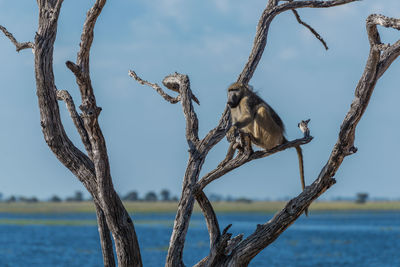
[
  {"left": 0, "top": 201, "right": 400, "bottom": 214},
  {"left": 1, "top": 201, "right": 399, "bottom": 226}
]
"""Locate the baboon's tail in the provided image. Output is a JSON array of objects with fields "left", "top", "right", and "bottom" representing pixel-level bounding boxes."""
[{"left": 295, "top": 145, "right": 308, "bottom": 216}]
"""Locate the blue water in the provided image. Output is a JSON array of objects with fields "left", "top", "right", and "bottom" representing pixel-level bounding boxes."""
[{"left": 0, "top": 211, "right": 399, "bottom": 266}]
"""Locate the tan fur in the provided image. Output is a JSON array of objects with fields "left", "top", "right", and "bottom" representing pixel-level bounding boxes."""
[{"left": 225, "top": 82, "right": 308, "bottom": 215}]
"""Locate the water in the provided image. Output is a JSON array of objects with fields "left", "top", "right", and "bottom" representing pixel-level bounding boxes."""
[{"left": 0, "top": 211, "right": 399, "bottom": 266}]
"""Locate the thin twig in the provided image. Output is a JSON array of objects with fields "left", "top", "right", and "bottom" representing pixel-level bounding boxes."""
[
  {"left": 56, "top": 89, "right": 93, "bottom": 159},
  {"left": 129, "top": 70, "right": 181, "bottom": 104},
  {"left": 237, "top": 0, "right": 358, "bottom": 84},
  {"left": 292, "top": 9, "right": 328, "bottom": 50},
  {"left": 129, "top": 70, "right": 200, "bottom": 105},
  {"left": 0, "top": 25, "right": 34, "bottom": 52}
]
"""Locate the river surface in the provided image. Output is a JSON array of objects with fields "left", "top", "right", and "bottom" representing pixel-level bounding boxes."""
[{"left": 0, "top": 211, "right": 399, "bottom": 266}]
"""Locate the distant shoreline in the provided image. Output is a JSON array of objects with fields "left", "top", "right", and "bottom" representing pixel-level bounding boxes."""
[{"left": 1, "top": 201, "right": 400, "bottom": 214}]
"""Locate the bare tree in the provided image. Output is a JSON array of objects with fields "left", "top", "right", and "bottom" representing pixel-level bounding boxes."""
[
  {"left": 2, "top": 1, "right": 400, "bottom": 267},
  {"left": 2, "top": 1, "right": 141, "bottom": 266}
]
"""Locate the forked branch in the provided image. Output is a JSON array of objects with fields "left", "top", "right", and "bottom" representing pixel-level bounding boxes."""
[{"left": 129, "top": 71, "right": 200, "bottom": 145}]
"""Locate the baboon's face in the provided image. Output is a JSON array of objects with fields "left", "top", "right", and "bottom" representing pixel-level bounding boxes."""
[{"left": 227, "top": 84, "right": 244, "bottom": 108}]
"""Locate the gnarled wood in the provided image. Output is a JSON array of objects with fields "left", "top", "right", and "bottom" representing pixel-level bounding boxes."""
[
  {"left": 2, "top": 1, "right": 142, "bottom": 266},
  {"left": 0, "top": 25, "right": 34, "bottom": 52},
  {"left": 65, "top": 1, "right": 142, "bottom": 266}
]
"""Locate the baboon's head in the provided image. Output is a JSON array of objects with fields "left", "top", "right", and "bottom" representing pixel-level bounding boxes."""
[{"left": 227, "top": 82, "right": 247, "bottom": 108}]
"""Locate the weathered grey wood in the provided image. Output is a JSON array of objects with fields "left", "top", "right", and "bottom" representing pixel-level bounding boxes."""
[
  {"left": 129, "top": 70, "right": 201, "bottom": 105},
  {"left": 65, "top": 1, "right": 142, "bottom": 266},
  {"left": 2, "top": 1, "right": 142, "bottom": 266},
  {"left": 130, "top": 72, "right": 204, "bottom": 267},
  {"left": 195, "top": 191, "right": 220, "bottom": 248},
  {"left": 56, "top": 89, "right": 93, "bottom": 159},
  {"left": 0, "top": 25, "right": 34, "bottom": 52},
  {"left": 95, "top": 202, "right": 116, "bottom": 267},
  {"left": 196, "top": 136, "right": 313, "bottom": 192},
  {"left": 292, "top": 9, "right": 328, "bottom": 50},
  {"left": 163, "top": 74, "right": 201, "bottom": 267}
]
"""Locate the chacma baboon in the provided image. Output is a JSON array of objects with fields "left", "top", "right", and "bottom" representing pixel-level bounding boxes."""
[{"left": 224, "top": 82, "right": 308, "bottom": 215}]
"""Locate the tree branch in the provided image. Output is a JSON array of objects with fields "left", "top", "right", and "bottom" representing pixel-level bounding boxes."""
[
  {"left": 163, "top": 73, "right": 200, "bottom": 145},
  {"left": 77, "top": 0, "right": 106, "bottom": 71},
  {"left": 365, "top": 14, "right": 400, "bottom": 79},
  {"left": 195, "top": 191, "right": 221, "bottom": 247},
  {"left": 129, "top": 70, "right": 181, "bottom": 104},
  {"left": 95, "top": 202, "right": 116, "bottom": 267},
  {"left": 196, "top": 191, "right": 243, "bottom": 267},
  {"left": 292, "top": 9, "right": 328, "bottom": 50},
  {"left": 196, "top": 135, "right": 313, "bottom": 192},
  {"left": 129, "top": 70, "right": 201, "bottom": 105},
  {"left": 238, "top": 0, "right": 358, "bottom": 84},
  {"left": 0, "top": 25, "right": 34, "bottom": 52},
  {"left": 162, "top": 73, "right": 203, "bottom": 267},
  {"left": 65, "top": 1, "right": 143, "bottom": 266},
  {"left": 377, "top": 39, "right": 400, "bottom": 79},
  {"left": 56, "top": 89, "right": 93, "bottom": 159},
  {"left": 199, "top": 107, "right": 231, "bottom": 155}
]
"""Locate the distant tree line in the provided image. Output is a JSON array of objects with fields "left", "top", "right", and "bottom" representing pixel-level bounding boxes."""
[
  {"left": 0, "top": 189, "right": 256, "bottom": 203},
  {"left": 0, "top": 190, "right": 375, "bottom": 204},
  {"left": 121, "top": 189, "right": 180, "bottom": 202},
  {"left": 0, "top": 189, "right": 180, "bottom": 203}
]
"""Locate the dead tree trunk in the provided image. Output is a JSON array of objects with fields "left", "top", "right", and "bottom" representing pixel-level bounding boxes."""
[{"left": 1, "top": 1, "right": 142, "bottom": 266}]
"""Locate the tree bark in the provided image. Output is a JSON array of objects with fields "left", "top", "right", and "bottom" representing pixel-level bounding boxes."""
[
  {"left": 31, "top": 1, "right": 143, "bottom": 266},
  {"left": 95, "top": 203, "right": 116, "bottom": 267}
]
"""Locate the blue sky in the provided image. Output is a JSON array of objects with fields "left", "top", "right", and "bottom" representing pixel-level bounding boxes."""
[{"left": 0, "top": 1, "right": 399, "bottom": 200}]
